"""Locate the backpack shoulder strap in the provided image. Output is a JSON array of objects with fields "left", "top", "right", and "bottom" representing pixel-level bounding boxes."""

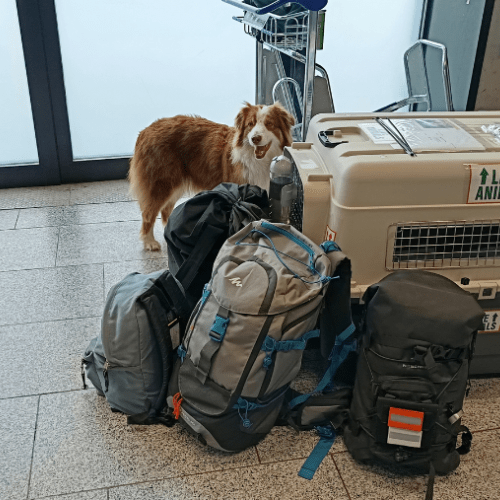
[{"left": 172, "top": 220, "right": 225, "bottom": 291}]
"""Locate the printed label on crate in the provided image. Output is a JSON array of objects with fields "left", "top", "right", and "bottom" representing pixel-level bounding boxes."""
[
  {"left": 360, "top": 119, "right": 485, "bottom": 152},
  {"left": 325, "top": 225, "right": 336, "bottom": 241},
  {"left": 479, "top": 310, "right": 500, "bottom": 334},
  {"left": 467, "top": 165, "right": 500, "bottom": 204}
]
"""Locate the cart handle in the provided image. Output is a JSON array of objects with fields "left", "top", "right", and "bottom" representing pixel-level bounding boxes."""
[{"left": 222, "top": 0, "right": 327, "bottom": 15}]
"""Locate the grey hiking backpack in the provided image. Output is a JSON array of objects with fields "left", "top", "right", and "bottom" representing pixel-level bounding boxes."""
[
  {"left": 82, "top": 270, "right": 190, "bottom": 425},
  {"left": 167, "top": 220, "right": 356, "bottom": 465},
  {"left": 343, "top": 270, "right": 485, "bottom": 499}
]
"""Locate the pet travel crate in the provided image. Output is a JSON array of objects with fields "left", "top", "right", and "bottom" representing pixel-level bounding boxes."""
[{"left": 282, "top": 110, "right": 500, "bottom": 375}]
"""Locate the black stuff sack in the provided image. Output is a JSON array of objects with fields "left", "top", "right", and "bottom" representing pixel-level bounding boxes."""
[{"left": 164, "top": 183, "right": 269, "bottom": 313}]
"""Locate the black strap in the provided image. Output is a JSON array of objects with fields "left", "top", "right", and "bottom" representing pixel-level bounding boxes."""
[
  {"left": 457, "top": 425, "right": 473, "bottom": 455},
  {"left": 170, "top": 221, "right": 225, "bottom": 292},
  {"left": 140, "top": 294, "right": 174, "bottom": 417},
  {"left": 425, "top": 462, "right": 435, "bottom": 500},
  {"left": 127, "top": 410, "right": 176, "bottom": 427}
]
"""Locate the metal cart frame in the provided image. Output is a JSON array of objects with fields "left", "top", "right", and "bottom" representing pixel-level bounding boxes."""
[{"left": 222, "top": 0, "right": 330, "bottom": 141}]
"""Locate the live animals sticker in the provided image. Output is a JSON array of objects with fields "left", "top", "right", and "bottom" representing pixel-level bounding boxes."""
[
  {"left": 479, "top": 310, "right": 500, "bottom": 334},
  {"left": 325, "top": 225, "right": 336, "bottom": 241},
  {"left": 467, "top": 165, "right": 500, "bottom": 203}
]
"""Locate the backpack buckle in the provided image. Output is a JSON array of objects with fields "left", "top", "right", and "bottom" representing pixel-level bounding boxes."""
[{"left": 411, "top": 346, "right": 428, "bottom": 363}]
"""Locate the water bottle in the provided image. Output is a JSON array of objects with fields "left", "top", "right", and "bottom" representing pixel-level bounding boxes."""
[{"left": 269, "top": 155, "right": 297, "bottom": 224}]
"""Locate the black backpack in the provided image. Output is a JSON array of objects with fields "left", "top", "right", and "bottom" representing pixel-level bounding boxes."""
[
  {"left": 343, "top": 270, "right": 484, "bottom": 499},
  {"left": 164, "top": 183, "right": 269, "bottom": 313}
]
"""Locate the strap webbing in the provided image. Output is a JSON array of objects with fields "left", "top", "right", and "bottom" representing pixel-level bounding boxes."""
[
  {"left": 167, "top": 221, "right": 225, "bottom": 292},
  {"left": 298, "top": 425, "right": 336, "bottom": 480},
  {"left": 289, "top": 323, "right": 356, "bottom": 409},
  {"left": 261, "top": 330, "right": 320, "bottom": 369},
  {"left": 424, "top": 462, "right": 435, "bottom": 500},
  {"left": 195, "top": 308, "right": 229, "bottom": 384},
  {"left": 457, "top": 425, "right": 473, "bottom": 455}
]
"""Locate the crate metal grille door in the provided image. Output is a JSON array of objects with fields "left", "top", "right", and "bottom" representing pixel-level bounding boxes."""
[{"left": 386, "top": 220, "right": 500, "bottom": 269}]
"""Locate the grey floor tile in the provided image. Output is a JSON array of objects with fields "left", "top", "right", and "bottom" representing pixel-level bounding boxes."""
[
  {"left": 334, "top": 429, "right": 500, "bottom": 500},
  {"left": 104, "top": 258, "right": 169, "bottom": 298},
  {"left": 463, "top": 377, "right": 500, "bottom": 432},
  {"left": 29, "top": 390, "right": 259, "bottom": 498},
  {"left": 42, "top": 491, "right": 107, "bottom": 500},
  {"left": 333, "top": 453, "right": 428, "bottom": 500},
  {"left": 108, "top": 458, "right": 349, "bottom": 500},
  {"left": 256, "top": 426, "right": 346, "bottom": 464},
  {"left": 0, "top": 227, "right": 59, "bottom": 271},
  {"left": 69, "top": 180, "right": 135, "bottom": 205},
  {"left": 431, "top": 429, "right": 500, "bottom": 500},
  {"left": 0, "top": 396, "right": 39, "bottom": 500},
  {"left": 0, "top": 209, "right": 19, "bottom": 230},
  {"left": 0, "top": 317, "right": 100, "bottom": 399},
  {"left": 17, "top": 201, "right": 142, "bottom": 229},
  {"left": 0, "top": 264, "right": 104, "bottom": 326},
  {"left": 56, "top": 220, "right": 167, "bottom": 266},
  {"left": 0, "top": 184, "right": 71, "bottom": 209}
]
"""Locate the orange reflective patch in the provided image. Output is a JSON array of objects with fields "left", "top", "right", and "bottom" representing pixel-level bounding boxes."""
[{"left": 388, "top": 407, "right": 424, "bottom": 432}]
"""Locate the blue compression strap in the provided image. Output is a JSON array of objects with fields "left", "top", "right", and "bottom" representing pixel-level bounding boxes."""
[
  {"left": 298, "top": 425, "right": 336, "bottom": 480},
  {"left": 289, "top": 323, "right": 357, "bottom": 409},
  {"left": 261, "top": 330, "right": 320, "bottom": 369},
  {"left": 200, "top": 284, "right": 211, "bottom": 305},
  {"left": 320, "top": 241, "right": 341, "bottom": 253},
  {"left": 210, "top": 315, "right": 229, "bottom": 341},
  {"left": 177, "top": 345, "right": 186, "bottom": 362},
  {"left": 262, "top": 329, "right": 320, "bottom": 353}
]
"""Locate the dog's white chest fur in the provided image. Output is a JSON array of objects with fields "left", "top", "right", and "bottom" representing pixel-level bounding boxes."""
[{"left": 232, "top": 142, "right": 282, "bottom": 192}]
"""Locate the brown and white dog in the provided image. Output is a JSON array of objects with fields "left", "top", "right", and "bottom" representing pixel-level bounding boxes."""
[{"left": 128, "top": 102, "right": 294, "bottom": 251}]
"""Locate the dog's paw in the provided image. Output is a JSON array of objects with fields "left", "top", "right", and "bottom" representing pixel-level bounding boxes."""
[{"left": 144, "top": 239, "right": 162, "bottom": 252}]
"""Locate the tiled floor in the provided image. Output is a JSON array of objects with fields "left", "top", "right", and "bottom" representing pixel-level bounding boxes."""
[{"left": 0, "top": 180, "right": 499, "bottom": 500}]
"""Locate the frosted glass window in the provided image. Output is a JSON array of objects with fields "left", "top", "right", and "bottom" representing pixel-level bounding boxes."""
[
  {"left": 0, "top": 1, "right": 38, "bottom": 166},
  {"left": 317, "top": 0, "right": 424, "bottom": 112},
  {"left": 55, "top": 1, "right": 255, "bottom": 160}
]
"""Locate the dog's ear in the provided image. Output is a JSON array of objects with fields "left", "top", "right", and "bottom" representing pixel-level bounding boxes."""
[
  {"left": 273, "top": 102, "right": 295, "bottom": 128},
  {"left": 235, "top": 102, "right": 252, "bottom": 130},
  {"left": 234, "top": 102, "right": 255, "bottom": 147}
]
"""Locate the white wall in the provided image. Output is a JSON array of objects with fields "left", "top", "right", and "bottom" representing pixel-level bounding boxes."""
[
  {"left": 317, "top": 0, "right": 424, "bottom": 112},
  {"left": 2, "top": 0, "right": 424, "bottom": 165}
]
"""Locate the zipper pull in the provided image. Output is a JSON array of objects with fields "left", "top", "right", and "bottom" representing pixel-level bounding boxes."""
[{"left": 103, "top": 360, "right": 110, "bottom": 392}]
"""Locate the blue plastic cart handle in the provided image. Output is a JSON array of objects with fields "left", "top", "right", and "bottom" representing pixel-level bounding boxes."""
[{"left": 222, "top": 0, "right": 328, "bottom": 15}]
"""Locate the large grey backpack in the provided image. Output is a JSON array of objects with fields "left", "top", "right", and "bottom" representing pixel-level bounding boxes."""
[{"left": 167, "top": 220, "right": 354, "bottom": 457}]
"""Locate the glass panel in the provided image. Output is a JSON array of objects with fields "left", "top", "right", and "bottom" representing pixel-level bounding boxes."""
[
  {"left": 55, "top": 0, "right": 254, "bottom": 160},
  {"left": 0, "top": 1, "right": 39, "bottom": 166},
  {"left": 317, "top": 0, "right": 424, "bottom": 112}
]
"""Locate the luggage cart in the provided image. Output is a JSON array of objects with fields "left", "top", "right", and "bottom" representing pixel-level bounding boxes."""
[
  {"left": 376, "top": 39, "right": 454, "bottom": 113},
  {"left": 222, "top": 0, "right": 333, "bottom": 141}
]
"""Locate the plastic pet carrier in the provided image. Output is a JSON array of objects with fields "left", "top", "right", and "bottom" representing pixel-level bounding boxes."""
[{"left": 279, "top": 110, "right": 500, "bottom": 375}]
